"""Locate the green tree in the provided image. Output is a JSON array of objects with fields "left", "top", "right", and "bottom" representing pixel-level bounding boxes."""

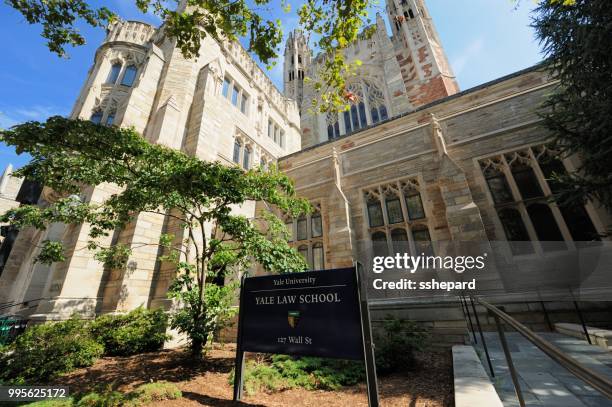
[
  {"left": 0, "top": 116, "right": 311, "bottom": 357},
  {"left": 532, "top": 0, "right": 612, "bottom": 212}
]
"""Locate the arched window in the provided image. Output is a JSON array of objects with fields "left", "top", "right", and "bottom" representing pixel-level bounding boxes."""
[
  {"left": 298, "top": 55, "right": 302, "bottom": 64},
  {"left": 372, "top": 231, "right": 388, "bottom": 258},
  {"left": 408, "top": 8, "right": 415, "bottom": 19},
  {"left": 107, "top": 63, "right": 122, "bottom": 84},
  {"left": 527, "top": 203, "right": 566, "bottom": 252},
  {"left": 367, "top": 198, "right": 384, "bottom": 228},
  {"left": 327, "top": 111, "right": 340, "bottom": 140},
  {"left": 312, "top": 242, "right": 324, "bottom": 270},
  {"left": 233, "top": 140, "right": 241, "bottom": 164},
  {"left": 391, "top": 228, "right": 409, "bottom": 255},
  {"left": 365, "top": 81, "right": 388, "bottom": 125},
  {"left": 498, "top": 207, "right": 533, "bottom": 255},
  {"left": 404, "top": 190, "right": 425, "bottom": 220},
  {"left": 243, "top": 146, "right": 251, "bottom": 169},
  {"left": 386, "top": 196, "right": 403, "bottom": 224},
  {"left": 90, "top": 111, "right": 103, "bottom": 124},
  {"left": 120, "top": 65, "right": 137, "bottom": 86},
  {"left": 105, "top": 111, "right": 115, "bottom": 126}
]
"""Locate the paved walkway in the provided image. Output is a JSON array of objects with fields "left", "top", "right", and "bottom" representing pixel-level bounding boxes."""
[{"left": 474, "top": 332, "right": 612, "bottom": 407}]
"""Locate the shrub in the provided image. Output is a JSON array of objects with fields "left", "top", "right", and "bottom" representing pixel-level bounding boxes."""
[
  {"left": 374, "top": 317, "right": 429, "bottom": 375},
  {"left": 76, "top": 389, "right": 123, "bottom": 407},
  {"left": 0, "top": 317, "right": 104, "bottom": 384},
  {"left": 233, "top": 354, "right": 365, "bottom": 394},
  {"left": 25, "top": 399, "right": 74, "bottom": 407},
  {"left": 124, "top": 381, "right": 182, "bottom": 405},
  {"left": 89, "top": 307, "right": 169, "bottom": 356}
]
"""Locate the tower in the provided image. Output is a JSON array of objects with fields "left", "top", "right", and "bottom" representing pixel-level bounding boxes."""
[
  {"left": 283, "top": 30, "right": 311, "bottom": 112},
  {"left": 386, "top": 0, "right": 459, "bottom": 107}
]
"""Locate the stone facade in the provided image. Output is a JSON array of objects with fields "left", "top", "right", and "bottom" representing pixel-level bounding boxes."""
[
  {"left": 298, "top": 0, "right": 459, "bottom": 148},
  {"left": 276, "top": 67, "right": 612, "bottom": 298},
  {"left": 0, "top": 12, "right": 301, "bottom": 320},
  {"left": 1, "top": 0, "right": 611, "bottom": 325}
]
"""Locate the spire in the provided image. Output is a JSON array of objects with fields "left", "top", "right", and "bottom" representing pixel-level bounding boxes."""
[
  {"left": 385, "top": 0, "right": 459, "bottom": 108},
  {"left": 283, "top": 29, "right": 311, "bottom": 112}
]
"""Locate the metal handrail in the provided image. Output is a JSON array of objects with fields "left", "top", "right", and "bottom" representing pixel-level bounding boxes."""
[{"left": 476, "top": 297, "right": 612, "bottom": 400}]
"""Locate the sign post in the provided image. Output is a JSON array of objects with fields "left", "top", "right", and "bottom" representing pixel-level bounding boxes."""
[{"left": 232, "top": 266, "right": 379, "bottom": 406}]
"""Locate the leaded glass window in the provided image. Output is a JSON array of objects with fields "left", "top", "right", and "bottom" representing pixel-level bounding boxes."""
[
  {"left": 405, "top": 191, "right": 425, "bottom": 220},
  {"left": 367, "top": 200, "right": 384, "bottom": 228},
  {"left": 386, "top": 198, "right": 403, "bottom": 224}
]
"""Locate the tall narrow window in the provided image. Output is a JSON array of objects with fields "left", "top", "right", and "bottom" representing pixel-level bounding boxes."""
[
  {"left": 90, "top": 111, "right": 103, "bottom": 124},
  {"left": 280, "top": 130, "right": 285, "bottom": 148},
  {"left": 367, "top": 200, "right": 384, "bottom": 228},
  {"left": 268, "top": 120, "right": 273, "bottom": 138},
  {"left": 485, "top": 172, "right": 513, "bottom": 205},
  {"left": 351, "top": 105, "right": 360, "bottom": 130},
  {"left": 412, "top": 226, "right": 432, "bottom": 255},
  {"left": 527, "top": 203, "right": 566, "bottom": 252},
  {"left": 386, "top": 197, "right": 403, "bottom": 224},
  {"left": 121, "top": 65, "right": 137, "bottom": 86},
  {"left": 243, "top": 146, "right": 251, "bottom": 169},
  {"left": 512, "top": 164, "right": 543, "bottom": 200},
  {"left": 222, "top": 78, "right": 231, "bottom": 97},
  {"left": 231, "top": 86, "right": 239, "bottom": 106},
  {"left": 358, "top": 102, "right": 367, "bottom": 128},
  {"left": 372, "top": 231, "right": 388, "bottom": 258},
  {"left": 408, "top": 8, "right": 415, "bottom": 18},
  {"left": 107, "top": 63, "right": 121, "bottom": 84},
  {"left": 313, "top": 243, "right": 324, "bottom": 270},
  {"left": 371, "top": 107, "right": 380, "bottom": 124},
  {"left": 105, "top": 112, "right": 115, "bottom": 126},
  {"left": 405, "top": 191, "right": 425, "bottom": 220},
  {"left": 274, "top": 126, "right": 279, "bottom": 144},
  {"left": 559, "top": 205, "right": 600, "bottom": 243},
  {"left": 311, "top": 213, "right": 322, "bottom": 238},
  {"left": 380, "top": 106, "right": 388, "bottom": 121},
  {"left": 233, "top": 140, "right": 241, "bottom": 164},
  {"left": 297, "top": 217, "right": 308, "bottom": 241},
  {"left": 498, "top": 208, "right": 533, "bottom": 255},
  {"left": 240, "top": 94, "right": 248, "bottom": 114},
  {"left": 344, "top": 111, "right": 352, "bottom": 134},
  {"left": 391, "top": 229, "right": 409, "bottom": 255}
]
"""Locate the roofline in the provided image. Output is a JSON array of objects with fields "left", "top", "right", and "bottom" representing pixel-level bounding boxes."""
[{"left": 280, "top": 62, "right": 551, "bottom": 161}]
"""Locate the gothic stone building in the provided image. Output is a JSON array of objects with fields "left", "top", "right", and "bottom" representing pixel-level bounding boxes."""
[{"left": 0, "top": 0, "right": 610, "bottom": 323}]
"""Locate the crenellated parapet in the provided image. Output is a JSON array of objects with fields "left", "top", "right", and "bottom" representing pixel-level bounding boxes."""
[{"left": 104, "top": 19, "right": 156, "bottom": 48}]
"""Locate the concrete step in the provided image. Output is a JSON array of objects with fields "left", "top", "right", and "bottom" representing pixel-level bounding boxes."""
[
  {"left": 555, "top": 322, "right": 612, "bottom": 351},
  {"left": 452, "top": 345, "right": 503, "bottom": 407}
]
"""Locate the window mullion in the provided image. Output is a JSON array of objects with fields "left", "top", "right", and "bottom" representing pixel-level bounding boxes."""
[
  {"left": 502, "top": 156, "right": 542, "bottom": 254},
  {"left": 528, "top": 149, "right": 575, "bottom": 247}
]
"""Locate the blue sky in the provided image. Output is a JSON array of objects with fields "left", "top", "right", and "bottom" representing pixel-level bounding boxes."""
[{"left": 0, "top": 0, "right": 543, "bottom": 170}]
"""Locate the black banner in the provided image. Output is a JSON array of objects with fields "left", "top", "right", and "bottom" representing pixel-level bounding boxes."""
[{"left": 239, "top": 267, "right": 363, "bottom": 360}]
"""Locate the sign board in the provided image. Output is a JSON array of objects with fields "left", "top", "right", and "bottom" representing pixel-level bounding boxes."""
[
  {"left": 240, "top": 267, "right": 363, "bottom": 359},
  {"left": 233, "top": 265, "right": 379, "bottom": 406}
]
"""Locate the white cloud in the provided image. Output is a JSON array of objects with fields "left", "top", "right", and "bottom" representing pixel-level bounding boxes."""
[
  {"left": 451, "top": 37, "right": 485, "bottom": 76},
  {"left": 0, "top": 105, "right": 68, "bottom": 129}
]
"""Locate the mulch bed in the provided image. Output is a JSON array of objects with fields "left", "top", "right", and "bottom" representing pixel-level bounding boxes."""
[{"left": 56, "top": 344, "right": 454, "bottom": 406}]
